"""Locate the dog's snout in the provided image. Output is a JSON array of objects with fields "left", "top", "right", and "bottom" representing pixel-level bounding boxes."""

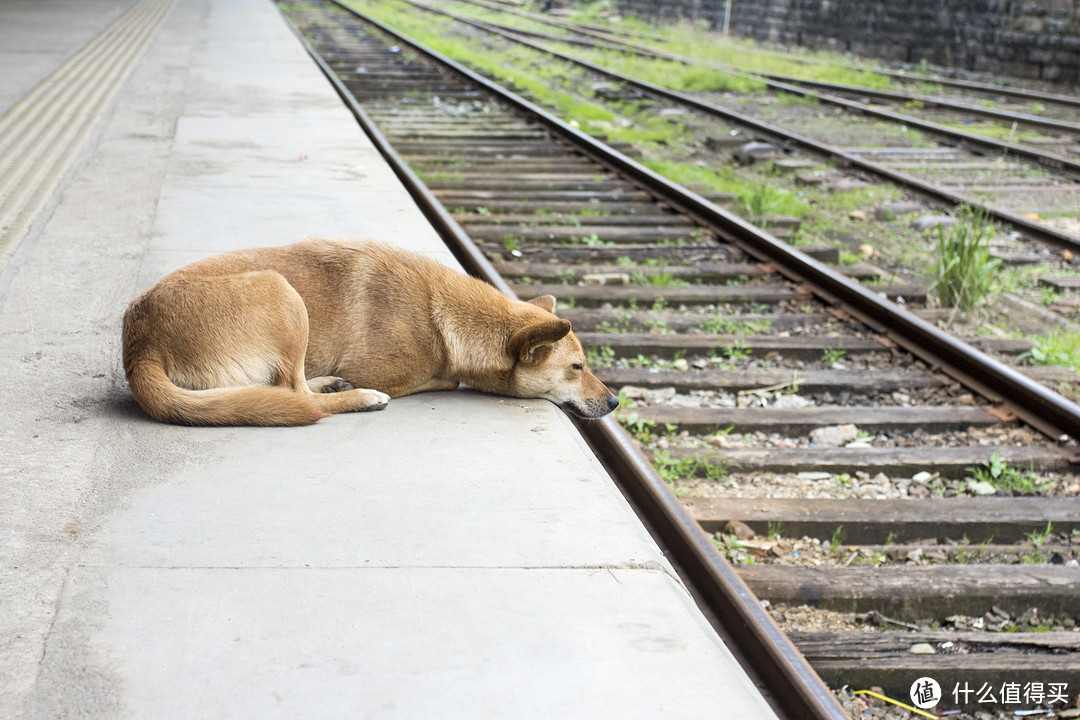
[{"left": 606, "top": 394, "right": 620, "bottom": 412}]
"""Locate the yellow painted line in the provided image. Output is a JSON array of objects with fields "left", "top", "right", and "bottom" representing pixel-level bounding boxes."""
[{"left": 0, "top": 0, "right": 175, "bottom": 266}]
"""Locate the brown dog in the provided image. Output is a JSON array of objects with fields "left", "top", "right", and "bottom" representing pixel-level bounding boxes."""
[{"left": 122, "top": 238, "right": 618, "bottom": 426}]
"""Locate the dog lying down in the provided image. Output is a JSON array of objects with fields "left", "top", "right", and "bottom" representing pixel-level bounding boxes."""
[{"left": 122, "top": 238, "right": 619, "bottom": 426}]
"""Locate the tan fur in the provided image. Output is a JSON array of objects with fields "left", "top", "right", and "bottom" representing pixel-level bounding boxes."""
[{"left": 122, "top": 238, "right": 618, "bottom": 426}]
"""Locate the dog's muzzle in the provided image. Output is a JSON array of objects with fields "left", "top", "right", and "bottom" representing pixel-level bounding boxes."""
[{"left": 566, "top": 394, "right": 619, "bottom": 418}]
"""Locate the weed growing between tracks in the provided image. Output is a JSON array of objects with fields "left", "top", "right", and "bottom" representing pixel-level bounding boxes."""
[
  {"left": 930, "top": 206, "right": 1001, "bottom": 317},
  {"left": 968, "top": 451, "right": 1052, "bottom": 493},
  {"left": 1022, "top": 330, "right": 1080, "bottom": 375},
  {"left": 641, "top": 160, "right": 808, "bottom": 217}
]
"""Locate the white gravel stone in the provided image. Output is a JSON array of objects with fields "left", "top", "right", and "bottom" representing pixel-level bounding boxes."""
[
  {"left": 911, "top": 214, "right": 957, "bottom": 232},
  {"left": 618, "top": 385, "right": 651, "bottom": 400},
  {"left": 651, "top": 387, "right": 678, "bottom": 402},
  {"left": 797, "top": 472, "right": 834, "bottom": 481},
  {"left": 967, "top": 480, "right": 998, "bottom": 496},
  {"left": 770, "top": 394, "right": 813, "bottom": 409},
  {"left": 809, "top": 424, "right": 859, "bottom": 447}
]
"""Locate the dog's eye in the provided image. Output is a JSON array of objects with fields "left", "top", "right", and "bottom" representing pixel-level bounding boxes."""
[{"left": 571, "top": 363, "right": 584, "bottom": 371}]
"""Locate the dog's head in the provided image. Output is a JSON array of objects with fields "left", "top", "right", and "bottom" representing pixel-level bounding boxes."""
[{"left": 506, "top": 296, "right": 618, "bottom": 418}]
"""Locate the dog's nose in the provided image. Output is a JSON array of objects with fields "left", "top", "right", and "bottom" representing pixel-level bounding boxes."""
[{"left": 606, "top": 394, "right": 620, "bottom": 412}]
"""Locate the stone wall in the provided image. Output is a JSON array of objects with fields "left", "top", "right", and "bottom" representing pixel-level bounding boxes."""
[{"left": 610, "top": 0, "right": 1080, "bottom": 84}]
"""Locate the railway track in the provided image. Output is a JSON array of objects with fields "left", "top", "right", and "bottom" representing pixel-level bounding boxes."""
[
  {"left": 450, "top": 0, "right": 1080, "bottom": 132},
  {"left": 383, "top": 0, "right": 1080, "bottom": 320},
  {"left": 450, "top": 0, "right": 1080, "bottom": 131},
  {"left": 278, "top": 0, "right": 1080, "bottom": 714}
]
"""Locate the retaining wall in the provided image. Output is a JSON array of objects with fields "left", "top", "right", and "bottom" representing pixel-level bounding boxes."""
[{"left": 611, "top": 0, "right": 1080, "bottom": 84}]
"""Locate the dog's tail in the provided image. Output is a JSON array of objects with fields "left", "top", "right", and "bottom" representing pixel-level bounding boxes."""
[{"left": 125, "top": 360, "right": 329, "bottom": 426}]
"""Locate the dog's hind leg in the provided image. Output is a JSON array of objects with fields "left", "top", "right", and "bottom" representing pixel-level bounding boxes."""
[
  {"left": 264, "top": 288, "right": 390, "bottom": 415},
  {"left": 307, "top": 386, "right": 390, "bottom": 413},
  {"left": 284, "top": 367, "right": 388, "bottom": 414}
]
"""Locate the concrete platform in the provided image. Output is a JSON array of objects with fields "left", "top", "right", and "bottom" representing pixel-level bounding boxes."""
[
  {"left": 0, "top": 1, "right": 779, "bottom": 718},
  {"left": 0, "top": 0, "right": 135, "bottom": 115}
]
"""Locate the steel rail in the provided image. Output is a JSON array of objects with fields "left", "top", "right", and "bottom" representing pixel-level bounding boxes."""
[
  {"left": 757, "top": 74, "right": 1080, "bottom": 137},
  {"left": 749, "top": 45, "right": 1080, "bottom": 110},
  {"left": 762, "top": 75, "right": 1080, "bottom": 175},
  {"left": 285, "top": 4, "right": 852, "bottom": 719},
  {"left": 880, "top": 70, "right": 1080, "bottom": 110},
  {"left": 398, "top": 0, "right": 1080, "bottom": 255},
  {"left": 326, "top": 0, "right": 1080, "bottom": 445}
]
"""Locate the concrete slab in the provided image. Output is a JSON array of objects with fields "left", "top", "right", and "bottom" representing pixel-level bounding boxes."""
[
  {"left": 28, "top": 566, "right": 770, "bottom": 720},
  {"left": 0, "top": 0, "right": 780, "bottom": 717},
  {"left": 78, "top": 392, "right": 665, "bottom": 570}
]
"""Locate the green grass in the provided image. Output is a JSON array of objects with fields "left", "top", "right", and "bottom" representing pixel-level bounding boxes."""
[
  {"left": 929, "top": 206, "right": 1000, "bottom": 314},
  {"left": 1020, "top": 331, "right": 1080, "bottom": 374},
  {"left": 969, "top": 451, "right": 1052, "bottom": 494},
  {"left": 839, "top": 250, "right": 861, "bottom": 265},
  {"left": 1026, "top": 522, "right": 1053, "bottom": 547},
  {"left": 938, "top": 121, "right": 1045, "bottom": 143},
  {"left": 619, "top": 411, "right": 657, "bottom": 442},
  {"left": 555, "top": 268, "right": 577, "bottom": 285},
  {"left": 774, "top": 91, "right": 818, "bottom": 105},
  {"left": 699, "top": 315, "right": 771, "bottom": 334},
  {"left": 565, "top": 100, "right": 615, "bottom": 122},
  {"left": 723, "top": 341, "right": 751, "bottom": 364},
  {"left": 596, "top": 315, "right": 634, "bottom": 333},
  {"left": 652, "top": 449, "right": 732, "bottom": 483},
  {"left": 560, "top": 10, "right": 896, "bottom": 89},
  {"left": 643, "top": 160, "right": 808, "bottom": 217},
  {"left": 819, "top": 185, "right": 903, "bottom": 212},
  {"left": 740, "top": 182, "right": 795, "bottom": 217},
  {"left": 821, "top": 348, "right": 846, "bottom": 365},
  {"left": 579, "top": 48, "right": 764, "bottom": 93},
  {"left": 630, "top": 270, "right": 688, "bottom": 287},
  {"left": 827, "top": 526, "right": 844, "bottom": 554}
]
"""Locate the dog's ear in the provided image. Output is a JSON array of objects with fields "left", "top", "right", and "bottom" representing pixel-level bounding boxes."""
[
  {"left": 526, "top": 295, "right": 557, "bottom": 315},
  {"left": 508, "top": 317, "right": 571, "bottom": 363}
]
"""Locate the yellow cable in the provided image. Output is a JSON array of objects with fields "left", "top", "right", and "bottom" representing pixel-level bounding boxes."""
[{"left": 853, "top": 689, "right": 939, "bottom": 719}]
